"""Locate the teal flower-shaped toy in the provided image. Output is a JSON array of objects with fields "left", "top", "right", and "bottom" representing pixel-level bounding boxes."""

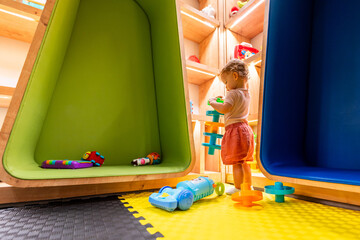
[{"left": 264, "top": 182, "right": 295, "bottom": 203}]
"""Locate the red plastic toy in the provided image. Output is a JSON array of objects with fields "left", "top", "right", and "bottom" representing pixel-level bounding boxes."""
[
  {"left": 230, "top": 6, "right": 239, "bottom": 17},
  {"left": 234, "top": 43, "right": 259, "bottom": 60},
  {"left": 188, "top": 55, "right": 200, "bottom": 63},
  {"left": 81, "top": 151, "right": 105, "bottom": 166}
]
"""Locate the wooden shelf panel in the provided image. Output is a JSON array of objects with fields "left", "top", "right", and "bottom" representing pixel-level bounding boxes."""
[
  {"left": 180, "top": 2, "right": 219, "bottom": 43},
  {"left": 1, "top": 0, "right": 42, "bottom": 19},
  {"left": 0, "top": 0, "right": 42, "bottom": 42},
  {"left": 225, "top": 0, "right": 265, "bottom": 39},
  {"left": 191, "top": 114, "right": 208, "bottom": 122},
  {"left": 248, "top": 119, "right": 258, "bottom": 127},
  {"left": 0, "top": 86, "right": 15, "bottom": 96},
  {"left": 186, "top": 60, "right": 219, "bottom": 85},
  {"left": 244, "top": 51, "right": 262, "bottom": 67},
  {"left": 0, "top": 95, "right": 12, "bottom": 108},
  {"left": 248, "top": 113, "right": 258, "bottom": 121},
  {"left": 0, "top": 86, "right": 15, "bottom": 108}
]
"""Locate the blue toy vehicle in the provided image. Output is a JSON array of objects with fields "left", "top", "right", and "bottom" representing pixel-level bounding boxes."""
[{"left": 149, "top": 177, "right": 225, "bottom": 211}]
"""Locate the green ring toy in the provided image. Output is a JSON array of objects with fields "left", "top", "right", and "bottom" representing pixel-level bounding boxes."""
[{"left": 214, "top": 182, "right": 225, "bottom": 196}]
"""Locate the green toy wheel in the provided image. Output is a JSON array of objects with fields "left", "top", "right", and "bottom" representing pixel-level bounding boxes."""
[{"left": 214, "top": 182, "right": 225, "bottom": 196}]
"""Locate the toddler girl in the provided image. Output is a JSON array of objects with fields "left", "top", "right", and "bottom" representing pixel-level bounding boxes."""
[{"left": 209, "top": 59, "right": 254, "bottom": 195}]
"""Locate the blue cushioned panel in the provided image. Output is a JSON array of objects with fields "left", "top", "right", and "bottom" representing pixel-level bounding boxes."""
[
  {"left": 306, "top": 0, "right": 360, "bottom": 170},
  {"left": 261, "top": 0, "right": 360, "bottom": 185}
]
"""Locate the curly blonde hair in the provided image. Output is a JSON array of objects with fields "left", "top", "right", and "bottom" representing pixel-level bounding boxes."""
[{"left": 220, "top": 59, "right": 249, "bottom": 83}]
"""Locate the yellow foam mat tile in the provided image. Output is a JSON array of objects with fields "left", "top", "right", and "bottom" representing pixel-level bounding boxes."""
[
  {"left": 120, "top": 189, "right": 360, "bottom": 240},
  {"left": 147, "top": 227, "right": 159, "bottom": 235},
  {"left": 139, "top": 219, "right": 151, "bottom": 225}
]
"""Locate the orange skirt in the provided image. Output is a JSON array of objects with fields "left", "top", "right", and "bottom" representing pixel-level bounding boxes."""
[{"left": 221, "top": 121, "right": 255, "bottom": 165}]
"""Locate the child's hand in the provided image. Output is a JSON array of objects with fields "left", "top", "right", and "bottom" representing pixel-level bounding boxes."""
[
  {"left": 216, "top": 96, "right": 224, "bottom": 100},
  {"left": 208, "top": 97, "right": 217, "bottom": 104},
  {"left": 208, "top": 97, "right": 232, "bottom": 114}
]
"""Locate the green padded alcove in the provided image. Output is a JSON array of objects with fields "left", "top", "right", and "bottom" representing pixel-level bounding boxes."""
[{"left": 3, "top": 0, "right": 192, "bottom": 180}]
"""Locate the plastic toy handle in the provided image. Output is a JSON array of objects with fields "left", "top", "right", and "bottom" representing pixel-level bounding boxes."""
[
  {"left": 159, "top": 186, "right": 172, "bottom": 193},
  {"left": 214, "top": 182, "right": 225, "bottom": 196}
]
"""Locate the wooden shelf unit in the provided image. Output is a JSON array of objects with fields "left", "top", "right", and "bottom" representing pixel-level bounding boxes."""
[
  {"left": 181, "top": 0, "right": 224, "bottom": 177},
  {"left": 0, "top": 0, "right": 42, "bottom": 42},
  {"left": 182, "top": 0, "right": 265, "bottom": 179},
  {"left": 225, "top": 0, "right": 265, "bottom": 39},
  {"left": 222, "top": 0, "right": 264, "bottom": 183}
]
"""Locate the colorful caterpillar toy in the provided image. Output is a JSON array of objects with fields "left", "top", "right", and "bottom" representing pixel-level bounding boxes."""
[
  {"left": 41, "top": 151, "right": 105, "bottom": 169},
  {"left": 41, "top": 160, "right": 94, "bottom": 169}
]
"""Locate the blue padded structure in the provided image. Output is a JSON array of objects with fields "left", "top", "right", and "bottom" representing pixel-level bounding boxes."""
[{"left": 261, "top": 0, "right": 360, "bottom": 185}]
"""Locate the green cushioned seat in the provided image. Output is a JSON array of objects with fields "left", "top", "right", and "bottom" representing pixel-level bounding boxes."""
[{"left": 2, "top": 0, "right": 193, "bottom": 182}]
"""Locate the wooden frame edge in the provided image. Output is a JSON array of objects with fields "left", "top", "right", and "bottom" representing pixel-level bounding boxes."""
[
  {"left": 256, "top": 0, "right": 360, "bottom": 194},
  {"left": 0, "top": 0, "right": 196, "bottom": 188},
  {"left": 0, "top": 0, "right": 57, "bottom": 187},
  {"left": 0, "top": 172, "right": 222, "bottom": 204},
  {"left": 175, "top": 0, "right": 197, "bottom": 176}
]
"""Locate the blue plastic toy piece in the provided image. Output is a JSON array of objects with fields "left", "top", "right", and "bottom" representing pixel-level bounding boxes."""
[
  {"left": 206, "top": 110, "right": 223, "bottom": 122},
  {"left": 22, "top": 0, "right": 44, "bottom": 10},
  {"left": 264, "top": 182, "right": 295, "bottom": 203},
  {"left": 203, "top": 132, "right": 223, "bottom": 138},
  {"left": 149, "top": 177, "right": 224, "bottom": 211},
  {"left": 202, "top": 133, "right": 223, "bottom": 153},
  {"left": 202, "top": 110, "right": 224, "bottom": 155},
  {"left": 94, "top": 152, "right": 105, "bottom": 159},
  {"left": 202, "top": 143, "right": 221, "bottom": 150}
]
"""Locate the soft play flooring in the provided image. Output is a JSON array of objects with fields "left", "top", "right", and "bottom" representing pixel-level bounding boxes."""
[
  {"left": 0, "top": 190, "right": 359, "bottom": 240},
  {"left": 120, "top": 190, "right": 360, "bottom": 240}
]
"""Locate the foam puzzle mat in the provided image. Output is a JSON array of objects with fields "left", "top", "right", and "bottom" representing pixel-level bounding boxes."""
[
  {"left": 120, "top": 189, "right": 360, "bottom": 240},
  {"left": 0, "top": 196, "right": 163, "bottom": 240}
]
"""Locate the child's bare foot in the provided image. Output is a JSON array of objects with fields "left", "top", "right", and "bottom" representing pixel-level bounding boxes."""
[{"left": 226, "top": 187, "right": 241, "bottom": 195}]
